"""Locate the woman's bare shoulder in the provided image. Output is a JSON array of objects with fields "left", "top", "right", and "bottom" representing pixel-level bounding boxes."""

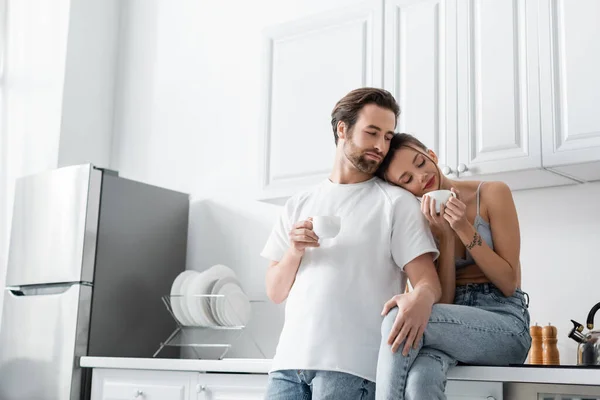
[{"left": 480, "top": 181, "right": 514, "bottom": 209}]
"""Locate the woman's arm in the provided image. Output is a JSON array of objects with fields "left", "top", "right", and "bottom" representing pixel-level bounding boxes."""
[
  {"left": 447, "top": 182, "right": 520, "bottom": 297},
  {"left": 421, "top": 197, "right": 457, "bottom": 304},
  {"left": 436, "top": 236, "right": 457, "bottom": 303}
]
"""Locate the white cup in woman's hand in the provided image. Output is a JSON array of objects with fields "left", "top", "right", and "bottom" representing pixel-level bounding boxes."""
[
  {"left": 311, "top": 216, "right": 341, "bottom": 239},
  {"left": 423, "top": 190, "right": 457, "bottom": 213}
]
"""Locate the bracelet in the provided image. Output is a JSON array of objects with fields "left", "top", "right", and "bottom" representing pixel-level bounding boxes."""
[{"left": 466, "top": 232, "right": 483, "bottom": 250}]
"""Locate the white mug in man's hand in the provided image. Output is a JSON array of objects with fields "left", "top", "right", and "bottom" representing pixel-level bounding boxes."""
[
  {"left": 424, "top": 190, "right": 457, "bottom": 213},
  {"left": 311, "top": 216, "right": 341, "bottom": 239}
]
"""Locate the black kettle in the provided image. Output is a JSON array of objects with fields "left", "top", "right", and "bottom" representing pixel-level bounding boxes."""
[{"left": 568, "top": 302, "right": 600, "bottom": 365}]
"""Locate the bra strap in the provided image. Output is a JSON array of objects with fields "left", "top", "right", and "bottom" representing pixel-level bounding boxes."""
[{"left": 476, "top": 182, "right": 485, "bottom": 216}]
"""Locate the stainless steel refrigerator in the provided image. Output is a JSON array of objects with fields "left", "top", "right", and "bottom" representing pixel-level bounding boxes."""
[{"left": 0, "top": 164, "right": 190, "bottom": 400}]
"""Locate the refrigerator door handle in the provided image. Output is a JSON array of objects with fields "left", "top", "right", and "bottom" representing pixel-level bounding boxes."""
[{"left": 6, "top": 283, "right": 91, "bottom": 297}]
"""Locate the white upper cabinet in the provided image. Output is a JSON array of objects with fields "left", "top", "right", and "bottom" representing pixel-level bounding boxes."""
[
  {"left": 259, "top": 0, "right": 600, "bottom": 200},
  {"left": 259, "top": 0, "right": 384, "bottom": 200},
  {"left": 538, "top": 0, "right": 600, "bottom": 181},
  {"left": 384, "top": 0, "right": 458, "bottom": 178},
  {"left": 455, "top": 0, "right": 542, "bottom": 177}
]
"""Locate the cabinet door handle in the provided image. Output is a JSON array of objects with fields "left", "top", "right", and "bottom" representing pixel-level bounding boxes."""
[
  {"left": 197, "top": 384, "right": 207, "bottom": 392},
  {"left": 457, "top": 163, "right": 468, "bottom": 173},
  {"left": 134, "top": 389, "right": 144, "bottom": 398},
  {"left": 441, "top": 166, "right": 453, "bottom": 176}
]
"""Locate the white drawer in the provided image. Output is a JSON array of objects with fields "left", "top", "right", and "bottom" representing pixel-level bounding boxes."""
[
  {"left": 91, "top": 369, "right": 196, "bottom": 400},
  {"left": 197, "top": 373, "right": 268, "bottom": 400},
  {"left": 446, "top": 380, "right": 503, "bottom": 400}
]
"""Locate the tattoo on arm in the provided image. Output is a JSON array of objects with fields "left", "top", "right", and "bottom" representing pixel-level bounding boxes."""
[{"left": 466, "top": 232, "right": 483, "bottom": 250}]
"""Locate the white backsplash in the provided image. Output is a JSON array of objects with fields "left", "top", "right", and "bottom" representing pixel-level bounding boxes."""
[{"left": 183, "top": 196, "right": 285, "bottom": 359}]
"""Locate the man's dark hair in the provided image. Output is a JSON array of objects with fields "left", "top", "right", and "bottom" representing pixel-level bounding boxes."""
[{"left": 330, "top": 88, "right": 400, "bottom": 144}]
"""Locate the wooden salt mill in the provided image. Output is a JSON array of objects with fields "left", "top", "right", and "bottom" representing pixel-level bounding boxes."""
[
  {"left": 542, "top": 323, "right": 560, "bottom": 365},
  {"left": 529, "top": 324, "right": 543, "bottom": 364}
]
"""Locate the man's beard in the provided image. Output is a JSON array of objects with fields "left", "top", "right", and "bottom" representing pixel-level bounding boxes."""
[{"left": 343, "top": 137, "right": 381, "bottom": 174}]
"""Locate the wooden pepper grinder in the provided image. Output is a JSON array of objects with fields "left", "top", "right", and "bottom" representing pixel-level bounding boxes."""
[
  {"left": 542, "top": 323, "right": 560, "bottom": 365},
  {"left": 529, "top": 323, "right": 543, "bottom": 364}
]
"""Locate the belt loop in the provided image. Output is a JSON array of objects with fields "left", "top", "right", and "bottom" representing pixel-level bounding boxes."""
[{"left": 483, "top": 283, "right": 490, "bottom": 294}]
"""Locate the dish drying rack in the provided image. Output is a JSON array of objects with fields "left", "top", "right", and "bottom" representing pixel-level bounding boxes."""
[{"left": 153, "top": 294, "right": 266, "bottom": 360}]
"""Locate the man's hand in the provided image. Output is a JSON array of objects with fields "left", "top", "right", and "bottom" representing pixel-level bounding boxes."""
[
  {"left": 381, "top": 287, "right": 436, "bottom": 356},
  {"left": 288, "top": 219, "right": 320, "bottom": 254}
]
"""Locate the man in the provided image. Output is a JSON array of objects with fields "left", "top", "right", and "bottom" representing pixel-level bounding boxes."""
[{"left": 261, "top": 88, "right": 442, "bottom": 399}]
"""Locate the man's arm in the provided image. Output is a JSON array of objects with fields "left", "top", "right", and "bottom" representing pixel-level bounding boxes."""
[
  {"left": 265, "top": 249, "right": 303, "bottom": 304},
  {"left": 381, "top": 252, "right": 441, "bottom": 355},
  {"left": 265, "top": 219, "right": 319, "bottom": 304}
]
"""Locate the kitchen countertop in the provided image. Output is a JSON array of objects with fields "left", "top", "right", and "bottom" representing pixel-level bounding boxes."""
[{"left": 80, "top": 357, "right": 600, "bottom": 386}]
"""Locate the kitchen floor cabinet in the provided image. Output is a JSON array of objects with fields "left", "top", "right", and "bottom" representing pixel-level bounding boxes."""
[
  {"left": 446, "top": 380, "right": 503, "bottom": 399},
  {"left": 90, "top": 369, "right": 197, "bottom": 400},
  {"left": 91, "top": 370, "right": 268, "bottom": 400},
  {"left": 196, "top": 373, "right": 267, "bottom": 399},
  {"left": 91, "top": 369, "right": 507, "bottom": 399}
]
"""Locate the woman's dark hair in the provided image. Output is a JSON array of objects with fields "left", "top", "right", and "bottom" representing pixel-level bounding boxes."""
[
  {"left": 331, "top": 88, "right": 400, "bottom": 144},
  {"left": 376, "top": 133, "right": 429, "bottom": 180}
]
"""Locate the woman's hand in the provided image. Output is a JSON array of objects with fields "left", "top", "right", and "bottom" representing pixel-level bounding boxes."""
[
  {"left": 421, "top": 195, "right": 453, "bottom": 239},
  {"left": 443, "top": 188, "right": 469, "bottom": 232}
]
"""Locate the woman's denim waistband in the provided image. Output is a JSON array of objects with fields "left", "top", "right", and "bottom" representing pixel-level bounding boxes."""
[{"left": 456, "top": 282, "right": 530, "bottom": 308}]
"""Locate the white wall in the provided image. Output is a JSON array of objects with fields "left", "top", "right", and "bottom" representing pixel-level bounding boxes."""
[
  {"left": 513, "top": 181, "right": 600, "bottom": 365},
  {"left": 185, "top": 196, "right": 285, "bottom": 358}
]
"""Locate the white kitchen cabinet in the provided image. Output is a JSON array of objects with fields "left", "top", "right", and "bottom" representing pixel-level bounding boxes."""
[
  {"left": 383, "top": 0, "right": 571, "bottom": 190},
  {"left": 384, "top": 0, "right": 458, "bottom": 179},
  {"left": 259, "top": 0, "right": 600, "bottom": 200},
  {"left": 90, "top": 369, "right": 196, "bottom": 400},
  {"left": 196, "top": 373, "right": 267, "bottom": 399},
  {"left": 446, "top": 380, "right": 502, "bottom": 400},
  {"left": 455, "top": 0, "right": 541, "bottom": 177},
  {"left": 259, "top": 0, "right": 383, "bottom": 200},
  {"left": 537, "top": 0, "right": 600, "bottom": 182},
  {"left": 506, "top": 382, "right": 600, "bottom": 399}
]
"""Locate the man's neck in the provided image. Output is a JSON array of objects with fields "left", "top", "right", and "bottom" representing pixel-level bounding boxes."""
[{"left": 329, "top": 152, "right": 374, "bottom": 184}]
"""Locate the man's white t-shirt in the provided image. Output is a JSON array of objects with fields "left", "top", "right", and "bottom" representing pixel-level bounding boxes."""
[{"left": 260, "top": 177, "right": 439, "bottom": 382}]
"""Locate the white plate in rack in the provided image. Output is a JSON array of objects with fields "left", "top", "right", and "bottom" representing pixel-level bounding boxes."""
[
  {"left": 218, "top": 283, "right": 251, "bottom": 327},
  {"left": 186, "top": 271, "right": 218, "bottom": 327},
  {"left": 170, "top": 270, "right": 198, "bottom": 326},
  {"left": 185, "top": 264, "right": 237, "bottom": 327},
  {"left": 209, "top": 276, "right": 240, "bottom": 326}
]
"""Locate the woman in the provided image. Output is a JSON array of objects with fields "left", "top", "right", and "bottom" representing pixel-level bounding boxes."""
[{"left": 374, "top": 134, "right": 531, "bottom": 400}]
